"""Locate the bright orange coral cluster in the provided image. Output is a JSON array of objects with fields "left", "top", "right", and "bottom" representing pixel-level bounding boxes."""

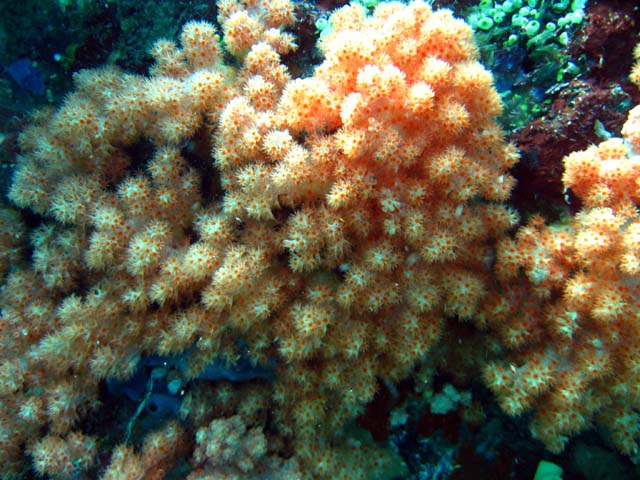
[
  {"left": 1, "top": 1, "right": 520, "bottom": 477},
  {"left": 483, "top": 93, "right": 640, "bottom": 456}
]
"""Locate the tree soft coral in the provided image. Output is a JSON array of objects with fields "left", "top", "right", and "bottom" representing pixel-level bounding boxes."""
[{"left": 2, "top": 1, "right": 522, "bottom": 478}]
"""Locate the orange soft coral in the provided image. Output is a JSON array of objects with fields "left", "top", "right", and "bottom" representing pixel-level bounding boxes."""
[
  {"left": 484, "top": 89, "right": 640, "bottom": 458},
  {"left": 2, "top": 1, "right": 525, "bottom": 478}
]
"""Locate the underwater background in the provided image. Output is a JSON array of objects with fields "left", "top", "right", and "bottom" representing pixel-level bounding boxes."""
[{"left": 1, "top": 1, "right": 640, "bottom": 479}]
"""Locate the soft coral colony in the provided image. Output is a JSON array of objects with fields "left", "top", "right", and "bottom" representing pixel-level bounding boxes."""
[{"left": 0, "top": 0, "right": 639, "bottom": 478}]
